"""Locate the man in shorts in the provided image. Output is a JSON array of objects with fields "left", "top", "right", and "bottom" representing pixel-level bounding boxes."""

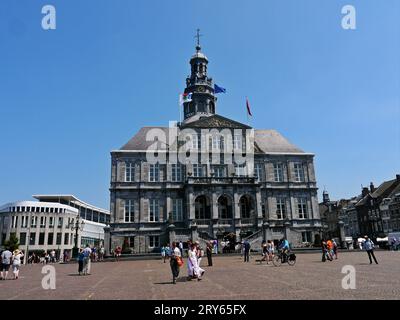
[{"left": 1, "top": 248, "right": 13, "bottom": 280}]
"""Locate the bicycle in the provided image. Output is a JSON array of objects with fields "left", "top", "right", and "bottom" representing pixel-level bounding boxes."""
[{"left": 272, "top": 249, "right": 296, "bottom": 267}]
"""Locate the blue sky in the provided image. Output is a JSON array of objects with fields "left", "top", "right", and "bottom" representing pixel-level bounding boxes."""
[{"left": 0, "top": 0, "right": 399, "bottom": 209}]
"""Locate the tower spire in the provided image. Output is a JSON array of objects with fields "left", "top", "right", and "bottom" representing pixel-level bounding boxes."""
[{"left": 195, "top": 28, "right": 202, "bottom": 51}]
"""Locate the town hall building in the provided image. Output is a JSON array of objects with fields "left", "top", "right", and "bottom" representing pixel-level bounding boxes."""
[{"left": 106, "top": 39, "right": 322, "bottom": 253}]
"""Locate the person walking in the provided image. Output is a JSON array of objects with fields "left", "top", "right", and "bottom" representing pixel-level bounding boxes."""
[
  {"left": 83, "top": 245, "right": 92, "bottom": 275},
  {"left": 188, "top": 243, "right": 205, "bottom": 281},
  {"left": 99, "top": 246, "right": 105, "bottom": 261},
  {"left": 1, "top": 248, "right": 13, "bottom": 280},
  {"left": 267, "top": 240, "right": 274, "bottom": 263},
  {"left": 11, "top": 249, "right": 24, "bottom": 280},
  {"left": 243, "top": 240, "right": 250, "bottom": 262},
  {"left": 169, "top": 242, "right": 181, "bottom": 284},
  {"left": 321, "top": 240, "right": 332, "bottom": 262},
  {"left": 332, "top": 239, "right": 338, "bottom": 259},
  {"left": 161, "top": 245, "right": 167, "bottom": 263},
  {"left": 78, "top": 248, "right": 85, "bottom": 275},
  {"left": 196, "top": 242, "right": 204, "bottom": 267},
  {"left": 178, "top": 241, "right": 183, "bottom": 256},
  {"left": 50, "top": 250, "right": 56, "bottom": 263},
  {"left": 206, "top": 241, "right": 213, "bottom": 266},
  {"left": 363, "top": 235, "right": 378, "bottom": 264}
]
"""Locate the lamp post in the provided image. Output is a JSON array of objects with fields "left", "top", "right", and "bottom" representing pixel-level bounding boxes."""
[{"left": 68, "top": 214, "right": 85, "bottom": 259}]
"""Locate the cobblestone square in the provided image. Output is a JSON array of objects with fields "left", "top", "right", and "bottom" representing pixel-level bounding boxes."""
[{"left": 1, "top": 251, "right": 399, "bottom": 300}]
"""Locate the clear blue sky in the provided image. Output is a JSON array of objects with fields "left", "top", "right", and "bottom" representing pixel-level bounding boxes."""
[{"left": 0, "top": 0, "right": 399, "bottom": 209}]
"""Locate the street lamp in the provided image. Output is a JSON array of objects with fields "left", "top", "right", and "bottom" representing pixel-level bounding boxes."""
[{"left": 68, "top": 215, "right": 85, "bottom": 258}]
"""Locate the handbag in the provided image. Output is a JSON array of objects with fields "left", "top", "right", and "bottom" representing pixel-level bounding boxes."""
[{"left": 176, "top": 256, "right": 184, "bottom": 267}]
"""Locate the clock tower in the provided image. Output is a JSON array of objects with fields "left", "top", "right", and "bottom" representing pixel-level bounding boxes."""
[{"left": 183, "top": 30, "right": 217, "bottom": 123}]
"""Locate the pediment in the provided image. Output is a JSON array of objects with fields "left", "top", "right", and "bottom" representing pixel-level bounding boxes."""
[{"left": 182, "top": 115, "right": 251, "bottom": 129}]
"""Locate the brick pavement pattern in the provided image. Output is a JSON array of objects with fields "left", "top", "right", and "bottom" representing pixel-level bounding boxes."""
[{"left": 0, "top": 251, "right": 399, "bottom": 300}]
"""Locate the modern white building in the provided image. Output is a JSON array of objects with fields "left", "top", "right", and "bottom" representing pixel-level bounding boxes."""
[{"left": 0, "top": 195, "right": 110, "bottom": 259}]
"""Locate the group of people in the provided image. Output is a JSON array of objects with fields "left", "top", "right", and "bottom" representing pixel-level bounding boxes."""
[
  {"left": 168, "top": 240, "right": 213, "bottom": 284},
  {"left": 321, "top": 238, "right": 338, "bottom": 262},
  {"left": 260, "top": 240, "right": 276, "bottom": 263},
  {"left": 1, "top": 248, "right": 24, "bottom": 280}
]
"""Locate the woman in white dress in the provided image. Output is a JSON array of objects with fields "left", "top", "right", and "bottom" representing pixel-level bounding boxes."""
[
  {"left": 12, "top": 249, "right": 24, "bottom": 280},
  {"left": 188, "top": 243, "right": 205, "bottom": 281}
]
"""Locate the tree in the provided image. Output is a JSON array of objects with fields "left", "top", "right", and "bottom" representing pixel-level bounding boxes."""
[{"left": 4, "top": 234, "right": 20, "bottom": 251}]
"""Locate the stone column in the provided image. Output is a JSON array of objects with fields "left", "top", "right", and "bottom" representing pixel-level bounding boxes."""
[
  {"left": 103, "top": 226, "right": 111, "bottom": 256},
  {"left": 256, "top": 191, "right": 262, "bottom": 227},
  {"left": 284, "top": 221, "right": 291, "bottom": 243},
  {"left": 262, "top": 222, "right": 272, "bottom": 241}
]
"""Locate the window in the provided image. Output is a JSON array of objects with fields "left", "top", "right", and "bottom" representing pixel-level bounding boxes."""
[
  {"left": 64, "top": 233, "right": 69, "bottom": 245},
  {"left": 39, "top": 232, "right": 45, "bottom": 245},
  {"left": 297, "top": 198, "right": 308, "bottom": 219},
  {"left": 41, "top": 207, "right": 45, "bottom": 213},
  {"left": 172, "top": 199, "right": 183, "bottom": 221},
  {"left": 19, "top": 232, "right": 26, "bottom": 245},
  {"left": 191, "top": 134, "right": 199, "bottom": 150},
  {"left": 125, "top": 162, "right": 135, "bottom": 182},
  {"left": 31, "top": 216, "right": 37, "bottom": 228},
  {"left": 58, "top": 217, "right": 63, "bottom": 228},
  {"left": 11, "top": 216, "right": 18, "bottom": 228},
  {"left": 235, "top": 163, "right": 247, "bottom": 177},
  {"left": 49, "top": 217, "right": 54, "bottom": 227},
  {"left": 149, "top": 163, "right": 160, "bottom": 182},
  {"left": 274, "top": 163, "right": 284, "bottom": 182},
  {"left": 171, "top": 164, "right": 182, "bottom": 182},
  {"left": 21, "top": 216, "right": 28, "bottom": 228},
  {"left": 193, "top": 164, "right": 204, "bottom": 177},
  {"left": 213, "top": 165, "right": 226, "bottom": 178},
  {"left": 233, "top": 134, "right": 242, "bottom": 150},
  {"left": 302, "top": 231, "right": 312, "bottom": 243},
  {"left": 124, "top": 236, "right": 135, "bottom": 248},
  {"left": 149, "top": 200, "right": 159, "bottom": 222},
  {"left": 294, "top": 162, "right": 305, "bottom": 182},
  {"left": 211, "top": 135, "right": 220, "bottom": 150},
  {"left": 29, "top": 233, "right": 36, "bottom": 245},
  {"left": 149, "top": 236, "right": 159, "bottom": 248},
  {"left": 276, "top": 198, "right": 286, "bottom": 220},
  {"left": 21, "top": 206, "right": 25, "bottom": 212},
  {"left": 255, "top": 163, "right": 263, "bottom": 181},
  {"left": 70, "top": 233, "right": 74, "bottom": 245},
  {"left": 124, "top": 200, "right": 135, "bottom": 223},
  {"left": 47, "top": 233, "right": 54, "bottom": 245},
  {"left": 56, "top": 233, "right": 62, "bottom": 245},
  {"left": 40, "top": 216, "right": 46, "bottom": 228}
]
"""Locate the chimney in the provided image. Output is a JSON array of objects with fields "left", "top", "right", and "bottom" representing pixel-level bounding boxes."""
[{"left": 370, "top": 182, "right": 375, "bottom": 193}]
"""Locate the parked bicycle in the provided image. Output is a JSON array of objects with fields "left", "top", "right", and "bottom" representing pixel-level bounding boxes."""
[{"left": 272, "top": 249, "right": 296, "bottom": 266}]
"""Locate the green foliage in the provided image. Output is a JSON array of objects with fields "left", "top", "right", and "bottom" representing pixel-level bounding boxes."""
[{"left": 4, "top": 234, "right": 20, "bottom": 251}]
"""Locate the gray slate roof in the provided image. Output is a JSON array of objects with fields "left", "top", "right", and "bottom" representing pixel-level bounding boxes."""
[{"left": 118, "top": 125, "right": 305, "bottom": 154}]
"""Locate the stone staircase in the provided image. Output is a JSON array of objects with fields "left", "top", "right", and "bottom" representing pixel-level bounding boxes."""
[{"left": 243, "top": 230, "right": 263, "bottom": 251}]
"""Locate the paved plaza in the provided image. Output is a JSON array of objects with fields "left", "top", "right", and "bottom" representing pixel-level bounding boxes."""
[{"left": 1, "top": 251, "right": 399, "bottom": 300}]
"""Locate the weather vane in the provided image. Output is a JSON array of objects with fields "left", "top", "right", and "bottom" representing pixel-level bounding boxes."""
[{"left": 195, "top": 28, "right": 203, "bottom": 49}]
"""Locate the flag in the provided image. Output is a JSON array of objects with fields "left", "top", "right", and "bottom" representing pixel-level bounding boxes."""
[
  {"left": 214, "top": 84, "right": 226, "bottom": 94},
  {"left": 179, "top": 92, "right": 192, "bottom": 106},
  {"left": 246, "top": 97, "right": 252, "bottom": 117}
]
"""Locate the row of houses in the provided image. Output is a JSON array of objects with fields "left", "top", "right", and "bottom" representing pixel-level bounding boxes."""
[{"left": 319, "top": 174, "right": 400, "bottom": 241}]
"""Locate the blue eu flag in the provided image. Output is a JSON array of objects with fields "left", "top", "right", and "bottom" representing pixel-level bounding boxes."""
[{"left": 214, "top": 84, "right": 226, "bottom": 94}]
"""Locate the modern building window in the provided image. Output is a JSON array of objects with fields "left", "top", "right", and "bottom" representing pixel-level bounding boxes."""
[
  {"left": 149, "top": 236, "right": 159, "bottom": 248},
  {"left": 124, "top": 200, "right": 135, "bottom": 223},
  {"left": 149, "top": 163, "right": 160, "bottom": 182},
  {"left": 86, "top": 208, "right": 93, "bottom": 220},
  {"left": 21, "top": 216, "right": 28, "bottom": 228},
  {"left": 273, "top": 163, "right": 284, "bottom": 182},
  {"left": 235, "top": 163, "right": 247, "bottom": 177},
  {"left": 93, "top": 211, "right": 99, "bottom": 222},
  {"left": 193, "top": 164, "right": 204, "bottom": 177},
  {"left": 47, "top": 233, "right": 54, "bottom": 245},
  {"left": 29, "top": 233, "right": 36, "bottom": 245},
  {"left": 58, "top": 217, "right": 63, "bottom": 228},
  {"left": 255, "top": 163, "right": 263, "bottom": 181},
  {"left": 39, "top": 232, "right": 45, "bottom": 245},
  {"left": 21, "top": 206, "right": 25, "bottom": 212},
  {"left": 172, "top": 199, "right": 183, "bottom": 222},
  {"left": 64, "top": 233, "right": 69, "bottom": 245},
  {"left": 149, "top": 200, "right": 159, "bottom": 222},
  {"left": 31, "top": 216, "right": 37, "bottom": 228},
  {"left": 297, "top": 198, "right": 308, "bottom": 219},
  {"left": 294, "top": 162, "right": 305, "bottom": 182},
  {"left": 276, "top": 198, "right": 286, "bottom": 220},
  {"left": 56, "top": 233, "right": 62, "bottom": 245},
  {"left": 49, "top": 217, "right": 54, "bottom": 228},
  {"left": 11, "top": 216, "right": 18, "bottom": 228},
  {"left": 171, "top": 164, "right": 182, "bottom": 182},
  {"left": 125, "top": 162, "right": 135, "bottom": 182},
  {"left": 40, "top": 216, "right": 46, "bottom": 228},
  {"left": 19, "top": 232, "right": 26, "bottom": 245},
  {"left": 301, "top": 231, "right": 312, "bottom": 243}
]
